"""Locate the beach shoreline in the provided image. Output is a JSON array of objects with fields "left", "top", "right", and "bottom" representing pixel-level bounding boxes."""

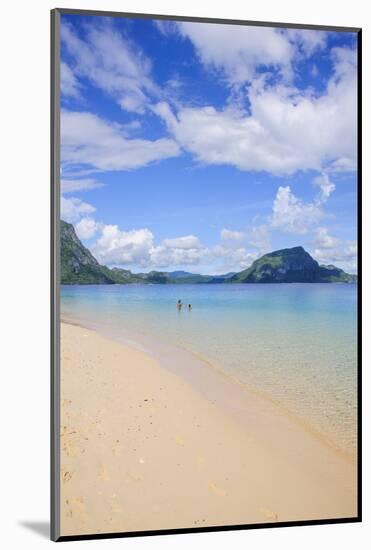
[
  {"left": 61, "top": 312, "right": 356, "bottom": 462},
  {"left": 60, "top": 320, "right": 357, "bottom": 536}
]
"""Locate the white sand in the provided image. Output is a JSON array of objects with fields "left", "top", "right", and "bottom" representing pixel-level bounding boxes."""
[{"left": 60, "top": 322, "right": 357, "bottom": 536}]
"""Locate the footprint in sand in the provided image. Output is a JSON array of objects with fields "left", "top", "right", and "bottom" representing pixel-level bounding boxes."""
[
  {"left": 196, "top": 454, "right": 205, "bottom": 465},
  {"left": 62, "top": 439, "right": 76, "bottom": 457},
  {"left": 61, "top": 469, "right": 73, "bottom": 483},
  {"left": 259, "top": 507, "right": 278, "bottom": 521},
  {"left": 65, "top": 497, "right": 87, "bottom": 522},
  {"left": 98, "top": 466, "right": 110, "bottom": 481},
  {"left": 208, "top": 482, "right": 227, "bottom": 497},
  {"left": 112, "top": 440, "right": 120, "bottom": 455},
  {"left": 174, "top": 436, "right": 185, "bottom": 446},
  {"left": 60, "top": 425, "right": 68, "bottom": 437}
]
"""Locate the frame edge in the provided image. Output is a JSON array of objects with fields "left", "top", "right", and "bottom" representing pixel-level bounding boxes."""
[{"left": 51, "top": 7, "right": 61, "bottom": 543}]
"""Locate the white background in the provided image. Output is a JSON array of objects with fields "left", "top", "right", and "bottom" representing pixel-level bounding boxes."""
[{"left": 0, "top": 0, "right": 369, "bottom": 548}]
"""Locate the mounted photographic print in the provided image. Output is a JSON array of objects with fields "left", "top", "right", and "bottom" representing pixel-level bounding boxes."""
[{"left": 51, "top": 8, "right": 361, "bottom": 541}]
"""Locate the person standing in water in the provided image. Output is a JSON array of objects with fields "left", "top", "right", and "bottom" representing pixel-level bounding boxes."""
[
  {"left": 188, "top": 304, "right": 192, "bottom": 311},
  {"left": 177, "top": 299, "right": 182, "bottom": 311}
]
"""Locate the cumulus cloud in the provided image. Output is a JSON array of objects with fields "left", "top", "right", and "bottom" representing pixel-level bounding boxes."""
[
  {"left": 89, "top": 225, "right": 206, "bottom": 268},
  {"left": 286, "top": 29, "right": 328, "bottom": 57},
  {"left": 60, "top": 20, "right": 356, "bottom": 179},
  {"left": 270, "top": 171, "right": 335, "bottom": 234},
  {"left": 312, "top": 227, "right": 340, "bottom": 249},
  {"left": 331, "top": 46, "right": 357, "bottom": 80},
  {"left": 163, "top": 235, "right": 201, "bottom": 249},
  {"left": 176, "top": 22, "right": 294, "bottom": 85},
  {"left": 153, "top": 45, "right": 356, "bottom": 175},
  {"left": 78, "top": 219, "right": 258, "bottom": 271},
  {"left": 75, "top": 217, "right": 102, "bottom": 240},
  {"left": 221, "top": 228, "right": 245, "bottom": 241},
  {"left": 91, "top": 225, "right": 154, "bottom": 266},
  {"left": 151, "top": 235, "right": 254, "bottom": 269},
  {"left": 171, "top": 22, "right": 330, "bottom": 86},
  {"left": 311, "top": 228, "right": 357, "bottom": 272},
  {"left": 153, "top": 101, "right": 302, "bottom": 174},
  {"left": 61, "top": 197, "right": 96, "bottom": 223},
  {"left": 61, "top": 178, "right": 104, "bottom": 193},
  {"left": 61, "top": 20, "right": 158, "bottom": 113},
  {"left": 150, "top": 244, "right": 206, "bottom": 267},
  {"left": 61, "top": 110, "right": 180, "bottom": 173},
  {"left": 271, "top": 186, "right": 324, "bottom": 234}
]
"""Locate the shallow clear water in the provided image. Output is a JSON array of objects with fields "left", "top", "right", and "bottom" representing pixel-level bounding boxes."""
[{"left": 61, "top": 283, "right": 358, "bottom": 454}]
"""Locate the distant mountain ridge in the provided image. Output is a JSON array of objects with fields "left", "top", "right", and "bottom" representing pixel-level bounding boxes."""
[{"left": 60, "top": 221, "right": 357, "bottom": 285}]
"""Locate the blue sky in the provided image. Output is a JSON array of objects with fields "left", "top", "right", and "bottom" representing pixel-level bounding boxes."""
[{"left": 60, "top": 14, "right": 358, "bottom": 274}]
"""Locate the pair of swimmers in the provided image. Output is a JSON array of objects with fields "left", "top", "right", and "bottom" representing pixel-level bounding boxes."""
[{"left": 177, "top": 299, "right": 192, "bottom": 311}]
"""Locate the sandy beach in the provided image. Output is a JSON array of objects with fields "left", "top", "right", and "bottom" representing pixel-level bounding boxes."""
[{"left": 60, "top": 321, "right": 357, "bottom": 537}]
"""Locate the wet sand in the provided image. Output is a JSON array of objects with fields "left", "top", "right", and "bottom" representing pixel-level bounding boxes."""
[{"left": 60, "top": 322, "right": 357, "bottom": 536}]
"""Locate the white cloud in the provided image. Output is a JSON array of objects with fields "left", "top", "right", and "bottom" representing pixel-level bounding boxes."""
[
  {"left": 169, "top": 23, "right": 329, "bottom": 87},
  {"left": 210, "top": 245, "right": 257, "bottom": 270},
  {"left": 83, "top": 220, "right": 258, "bottom": 271},
  {"left": 61, "top": 20, "right": 158, "bottom": 113},
  {"left": 153, "top": 101, "right": 303, "bottom": 174},
  {"left": 331, "top": 46, "right": 357, "bottom": 80},
  {"left": 270, "top": 170, "right": 335, "bottom": 235},
  {"left": 61, "top": 110, "right": 180, "bottom": 172},
  {"left": 61, "top": 178, "right": 104, "bottom": 193},
  {"left": 271, "top": 186, "right": 324, "bottom": 234},
  {"left": 61, "top": 61, "right": 81, "bottom": 98},
  {"left": 61, "top": 197, "right": 96, "bottom": 223},
  {"left": 247, "top": 51, "right": 357, "bottom": 173},
  {"left": 327, "top": 157, "right": 357, "bottom": 173},
  {"left": 163, "top": 235, "right": 201, "bottom": 249},
  {"left": 60, "top": 21, "right": 356, "bottom": 179},
  {"left": 286, "top": 29, "right": 328, "bottom": 57},
  {"left": 248, "top": 225, "right": 271, "bottom": 253},
  {"left": 177, "top": 22, "right": 294, "bottom": 85},
  {"left": 150, "top": 244, "right": 206, "bottom": 267},
  {"left": 153, "top": 45, "right": 357, "bottom": 175},
  {"left": 90, "top": 225, "right": 205, "bottom": 268},
  {"left": 91, "top": 225, "right": 154, "bottom": 267},
  {"left": 75, "top": 217, "right": 102, "bottom": 240},
  {"left": 149, "top": 240, "right": 258, "bottom": 271},
  {"left": 312, "top": 227, "right": 340, "bottom": 249},
  {"left": 312, "top": 173, "right": 335, "bottom": 201},
  {"left": 311, "top": 228, "right": 357, "bottom": 272},
  {"left": 221, "top": 228, "right": 245, "bottom": 241}
]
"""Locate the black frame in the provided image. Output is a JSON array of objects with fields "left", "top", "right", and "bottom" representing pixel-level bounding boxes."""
[{"left": 51, "top": 7, "right": 362, "bottom": 542}]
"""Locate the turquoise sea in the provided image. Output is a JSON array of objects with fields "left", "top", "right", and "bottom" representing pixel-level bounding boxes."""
[{"left": 61, "top": 283, "right": 357, "bottom": 455}]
